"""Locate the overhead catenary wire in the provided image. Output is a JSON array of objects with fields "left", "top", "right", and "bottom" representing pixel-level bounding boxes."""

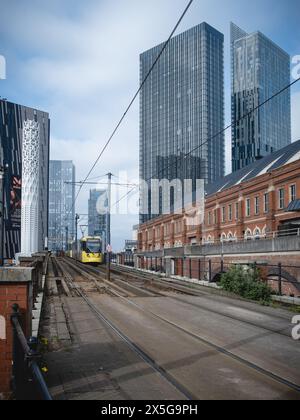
[
  {"left": 67, "top": 0, "right": 195, "bottom": 218},
  {"left": 111, "top": 76, "right": 300, "bottom": 209},
  {"left": 65, "top": 181, "right": 138, "bottom": 187},
  {"left": 78, "top": 173, "right": 108, "bottom": 183},
  {"left": 77, "top": 173, "right": 134, "bottom": 184}
]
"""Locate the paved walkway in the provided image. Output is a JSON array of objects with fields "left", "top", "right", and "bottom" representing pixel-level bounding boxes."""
[{"left": 41, "top": 296, "right": 184, "bottom": 400}]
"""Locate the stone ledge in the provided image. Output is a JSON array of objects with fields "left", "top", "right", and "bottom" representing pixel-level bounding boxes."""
[
  {"left": 0, "top": 267, "right": 34, "bottom": 283},
  {"left": 272, "top": 295, "right": 300, "bottom": 306}
]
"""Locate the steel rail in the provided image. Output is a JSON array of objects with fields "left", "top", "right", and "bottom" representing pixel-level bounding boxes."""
[
  {"left": 55, "top": 257, "right": 196, "bottom": 400},
  {"left": 68, "top": 258, "right": 294, "bottom": 337},
  {"left": 62, "top": 259, "right": 300, "bottom": 395},
  {"left": 109, "top": 264, "right": 295, "bottom": 336},
  {"left": 114, "top": 293, "right": 300, "bottom": 394}
]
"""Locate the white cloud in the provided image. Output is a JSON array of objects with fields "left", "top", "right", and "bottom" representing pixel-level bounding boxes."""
[
  {"left": 50, "top": 136, "right": 139, "bottom": 181},
  {"left": 1, "top": 0, "right": 299, "bottom": 249},
  {"left": 51, "top": 135, "right": 139, "bottom": 249}
]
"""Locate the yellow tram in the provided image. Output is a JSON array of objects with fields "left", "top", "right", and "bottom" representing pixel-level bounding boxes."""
[{"left": 69, "top": 236, "right": 104, "bottom": 265}]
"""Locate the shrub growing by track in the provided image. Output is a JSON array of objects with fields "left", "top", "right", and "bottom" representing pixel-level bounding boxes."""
[{"left": 220, "top": 265, "right": 272, "bottom": 303}]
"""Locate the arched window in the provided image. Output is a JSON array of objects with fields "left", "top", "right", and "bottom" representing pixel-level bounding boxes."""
[
  {"left": 221, "top": 233, "right": 227, "bottom": 243},
  {"left": 227, "top": 232, "right": 234, "bottom": 242},
  {"left": 254, "top": 227, "right": 261, "bottom": 240},
  {"left": 245, "top": 229, "right": 252, "bottom": 241}
]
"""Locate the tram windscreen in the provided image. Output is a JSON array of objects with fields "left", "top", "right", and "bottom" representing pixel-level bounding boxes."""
[{"left": 86, "top": 240, "right": 101, "bottom": 253}]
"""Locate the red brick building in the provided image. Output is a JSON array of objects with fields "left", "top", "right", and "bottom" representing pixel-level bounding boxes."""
[
  {"left": 136, "top": 142, "right": 300, "bottom": 296},
  {"left": 138, "top": 141, "right": 300, "bottom": 252}
]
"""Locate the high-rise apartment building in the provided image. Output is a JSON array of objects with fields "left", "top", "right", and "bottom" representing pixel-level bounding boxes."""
[
  {"left": 231, "top": 23, "right": 291, "bottom": 172},
  {"left": 88, "top": 189, "right": 107, "bottom": 245},
  {"left": 48, "top": 161, "right": 75, "bottom": 251},
  {"left": 140, "top": 22, "right": 225, "bottom": 223},
  {"left": 0, "top": 99, "right": 50, "bottom": 260}
]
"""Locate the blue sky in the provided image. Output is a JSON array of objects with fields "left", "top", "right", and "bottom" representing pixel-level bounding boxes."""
[{"left": 0, "top": 0, "right": 299, "bottom": 250}]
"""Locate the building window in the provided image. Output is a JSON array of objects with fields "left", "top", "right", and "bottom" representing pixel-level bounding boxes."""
[
  {"left": 208, "top": 212, "right": 212, "bottom": 226},
  {"left": 254, "top": 228, "right": 261, "bottom": 240},
  {"left": 278, "top": 188, "right": 285, "bottom": 210},
  {"left": 290, "top": 184, "right": 296, "bottom": 203},
  {"left": 228, "top": 233, "right": 234, "bottom": 242},
  {"left": 222, "top": 207, "right": 226, "bottom": 223},
  {"left": 221, "top": 233, "right": 227, "bottom": 242},
  {"left": 228, "top": 204, "right": 233, "bottom": 222},
  {"left": 255, "top": 197, "right": 260, "bottom": 215},
  {"left": 264, "top": 193, "right": 269, "bottom": 213},
  {"left": 235, "top": 202, "right": 239, "bottom": 220},
  {"left": 245, "top": 229, "right": 252, "bottom": 241},
  {"left": 246, "top": 198, "right": 251, "bottom": 217}
]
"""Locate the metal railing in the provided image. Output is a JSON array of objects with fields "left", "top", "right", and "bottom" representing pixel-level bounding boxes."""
[
  {"left": 139, "top": 227, "right": 300, "bottom": 252},
  {"left": 11, "top": 304, "right": 52, "bottom": 401},
  {"left": 132, "top": 258, "right": 300, "bottom": 297},
  {"left": 203, "top": 227, "right": 300, "bottom": 246}
]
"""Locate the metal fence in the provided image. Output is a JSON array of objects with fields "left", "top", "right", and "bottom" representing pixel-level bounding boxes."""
[
  {"left": 203, "top": 227, "right": 300, "bottom": 246},
  {"left": 112, "top": 252, "right": 135, "bottom": 267},
  {"left": 132, "top": 257, "right": 300, "bottom": 297},
  {"left": 205, "top": 260, "right": 300, "bottom": 296},
  {"left": 138, "top": 227, "right": 300, "bottom": 252},
  {"left": 11, "top": 304, "right": 52, "bottom": 400}
]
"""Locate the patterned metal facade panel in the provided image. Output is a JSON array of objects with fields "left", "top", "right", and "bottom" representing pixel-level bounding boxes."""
[{"left": 0, "top": 99, "right": 50, "bottom": 259}]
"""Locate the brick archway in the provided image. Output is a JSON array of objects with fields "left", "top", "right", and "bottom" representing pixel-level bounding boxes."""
[
  {"left": 211, "top": 266, "right": 228, "bottom": 283},
  {"left": 267, "top": 268, "right": 300, "bottom": 294}
]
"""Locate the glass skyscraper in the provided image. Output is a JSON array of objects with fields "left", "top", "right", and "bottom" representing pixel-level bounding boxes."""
[
  {"left": 48, "top": 161, "right": 75, "bottom": 251},
  {"left": 231, "top": 23, "right": 291, "bottom": 172},
  {"left": 88, "top": 189, "right": 107, "bottom": 246},
  {"left": 140, "top": 22, "right": 225, "bottom": 223}
]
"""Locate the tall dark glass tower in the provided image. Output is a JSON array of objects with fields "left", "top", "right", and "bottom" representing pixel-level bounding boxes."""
[
  {"left": 140, "top": 22, "right": 225, "bottom": 223},
  {"left": 48, "top": 161, "right": 75, "bottom": 252},
  {"left": 231, "top": 23, "right": 291, "bottom": 172}
]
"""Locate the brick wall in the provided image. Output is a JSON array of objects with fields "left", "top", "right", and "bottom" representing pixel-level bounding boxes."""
[
  {"left": 219, "top": 254, "right": 300, "bottom": 296},
  {"left": 138, "top": 254, "right": 300, "bottom": 297},
  {"left": 138, "top": 159, "right": 300, "bottom": 251},
  {"left": 0, "top": 282, "right": 31, "bottom": 396}
]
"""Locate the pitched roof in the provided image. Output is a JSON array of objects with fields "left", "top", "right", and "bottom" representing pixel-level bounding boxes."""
[
  {"left": 286, "top": 199, "right": 300, "bottom": 212},
  {"left": 206, "top": 140, "right": 300, "bottom": 197}
]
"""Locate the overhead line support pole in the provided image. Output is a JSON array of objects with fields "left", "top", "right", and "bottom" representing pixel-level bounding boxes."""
[{"left": 106, "top": 173, "right": 112, "bottom": 281}]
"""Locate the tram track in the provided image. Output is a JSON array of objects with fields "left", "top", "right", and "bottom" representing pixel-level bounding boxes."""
[
  {"left": 82, "top": 260, "right": 294, "bottom": 339},
  {"left": 53, "top": 256, "right": 195, "bottom": 400},
  {"left": 57, "top": 256, "right": 300, "bottom": 398}
]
